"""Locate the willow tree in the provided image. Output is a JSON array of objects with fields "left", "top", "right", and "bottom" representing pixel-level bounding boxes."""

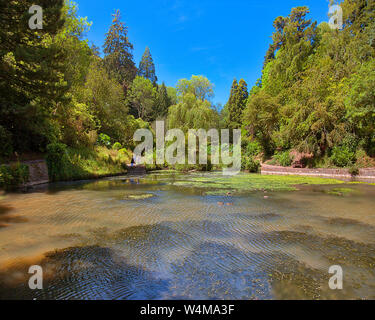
[{"left": 167, "top": 93, "right": 217, "bottom": 131}]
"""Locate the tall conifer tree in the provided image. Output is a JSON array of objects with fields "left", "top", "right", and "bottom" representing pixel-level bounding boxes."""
[
  {"left": 103, "top": 10, "right": 137, "bottom": 94},
  {"left": 227, "top": 79, "right": 248, "bottom": 129},
  {"left": 138, "top": 46, "right": 158, "bottom": 85}
]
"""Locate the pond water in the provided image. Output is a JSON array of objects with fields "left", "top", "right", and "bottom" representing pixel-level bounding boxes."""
[{"left": 0, "top": 172, "right": 374, "bottom": 300}]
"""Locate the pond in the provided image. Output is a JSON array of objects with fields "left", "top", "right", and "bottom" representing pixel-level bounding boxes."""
[{"left": 0, "top": 172, "right": 374, "bottom": 299}]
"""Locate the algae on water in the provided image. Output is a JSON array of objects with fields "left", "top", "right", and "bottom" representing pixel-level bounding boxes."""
[{"left": 166, "top": 173, "right": 346, "bottom": 193}]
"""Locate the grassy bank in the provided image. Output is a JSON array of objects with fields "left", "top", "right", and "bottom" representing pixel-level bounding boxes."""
[{"left": 46, "top": 145, "right": 131, "bottom": 182}]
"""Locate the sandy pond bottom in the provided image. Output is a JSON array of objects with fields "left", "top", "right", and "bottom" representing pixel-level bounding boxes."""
[{"left": 0, "top": 172, "right": 374, "bottom": 300}]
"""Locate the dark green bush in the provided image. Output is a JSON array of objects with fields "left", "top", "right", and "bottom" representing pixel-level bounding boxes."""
[
  {"left": 46, "top": 143, "right": 69, "bottom": 181},
  {"left": 112, "top": 142, "right": 122, "bottom": 150},
  {"left": 349, "top": 165, "right": 360, "bottom": 176},
  {"left": 242, "top": 156, "right": 260, "bottom": 173},
  {"left": 97, "top": 133, "right": 111, "bottom": 147},
  {"left": 0, "top": 163, "right": 29, "bottom": 190},
  {"left": 273, "top": 151, "right": 292, "bottom": 167},
  {"left": 0, "top": 125, "right": 13, "bottom": 158},
  {"left": 330, "top": 146, "right": 355, "bottom": 167},
  {"left": 245, "top": 141, "right": 262, "bottom": 157}
]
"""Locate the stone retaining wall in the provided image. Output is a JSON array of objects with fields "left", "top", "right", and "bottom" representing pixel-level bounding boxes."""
[
  {"left": 261, "top": 164, "right": 375, "bottom": 182},
  {"left": 22, "top": 160, "right": 49, "bottom": 186}
]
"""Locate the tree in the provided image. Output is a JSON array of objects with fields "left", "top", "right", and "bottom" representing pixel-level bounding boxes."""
[
  {"left": 138, "top": 46, "right": 158, "bottom": 85},
  {"left": 176, "top": 75, "right": 214, "bottom": 101},
  {"left": 346, "top": 58, "right": 375, "bottom": 155},
  {"left": 103, "top": 10, "right": 137, "bottom": 94},
  {"left": 153, "top": 82, "right": 171, "bottom": 119},
  {"left": 0, "top": 0, "right": 67, "bottom": 153},
  {"left": 168, "top": 93, "right": 217, "bottom": 131},
  {"left": 226, "top": 79, "right": 248, "bottom": 129},
  {"left": 243, "top": 90, "right": 279, "bottom": 156},
  {"left": 127, "top": 76, "right": 156, "bottom": 121},
  {"left": 84, "top": 57, "right": 128, "bottom": 144}
]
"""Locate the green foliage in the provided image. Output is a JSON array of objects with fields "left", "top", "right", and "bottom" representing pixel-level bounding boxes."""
[
  {"left": 103, "top": 10, "right": 137, "bottom": 92},
  {"left": 273, "top": 151, "right": 293, "bottom": 167},
  {"left": 112, "top": 142, "right": 122, "bottom": 150},
  {"left": 245, "top": 141, "right": 262, "bottom": 157},
  {"left": 239, "top": 2, "right": 375, "bottom": 166},
  {"left": 349, "top": 165, "right": 360, "bottom": 177},
  {"left": 167, "top": 93, "right": 218, "bottom": 131},
  {"left": 241, "top": 156, "right": 260, "bottom": 173},
  {"left": 46, "top": 143, "right": 69, "bottom": 181},
  {"left": 127, "top": 76, "right": 156, "bottom": 120},
  {"left": 227, "top": 79, "right": 248, "bottom": 129},
  {"left": 0, "top": 163, "right": 29, "bottom": 191},
  {"left": 0, "top": 0, "right": 68, "bottom": 153},
  {"left": 138, "top": 46, "right": 157, "bottom": 85},
  {"left": 153, "top": 82, "right": 172, "bottom": 119},
  {"left": 330, "top": 146, "right": 355, "bottom": 168},
  {"left": 0, "top": 125, "right": 13, "bottom": 158},
  {"left": 243, "top": 90, "right": 279, "bottom": 156},
  {"left": 84, "top": 57, "right": 128, "bottom": 144},
  {"left": 97, "top": 134, "right": 111, "bottom": 147},
  {"left": 176, "top": 75, "right": 214, "bottom": 101},
  {"left": 46, "top": 144, "right": 129, "bottom": 182}
]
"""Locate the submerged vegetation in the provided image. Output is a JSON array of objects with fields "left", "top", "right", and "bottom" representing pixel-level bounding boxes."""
[{"left": 158, "top": 172, "right": 346, "bottom": 193}]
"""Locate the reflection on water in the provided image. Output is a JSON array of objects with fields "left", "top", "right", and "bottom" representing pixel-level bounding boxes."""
[{"left": 0, "top": 172, "right": 374, "bottom": 300}]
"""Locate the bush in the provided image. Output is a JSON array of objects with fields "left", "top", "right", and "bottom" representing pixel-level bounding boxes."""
[
  {"left": 245, "top": 141, "right": 262, "bottom": 157},
  {"left": 112, "top": 142, "right": 122, "bottom": 150},
  {"left": 0, "top": 163, "right": 29, "bottom": 190},
  {"left": 242, "top": 156, "right": 260, "bottom": 173},
  {"left": 0, "top": 125, "right": 13, "bottom": 158},
  {"left": 330, "top": 146, "right": 355, "bottom": 167},
  {"left": 273, "top": 151, "right": 292, "bottom": 167},
  {"left": 97, "top": 133, "right": 111, "bottom": 147},
  {"left": 118, "top": 148, "right": 128, "bottom": 155},
  {"left": 46, "top": 143, "right": 69, "bottom": 181},
  {"left": 349, "top": 165, "right": 360, "bottom": 176}
]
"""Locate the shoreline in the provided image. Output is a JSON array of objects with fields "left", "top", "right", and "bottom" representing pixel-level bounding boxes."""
[{"left": 261, "top": 164, "right": 375, "bottom": 183}]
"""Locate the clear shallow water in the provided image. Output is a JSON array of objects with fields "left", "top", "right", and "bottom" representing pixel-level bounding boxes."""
[{"left": 0, "top": 172, "right": 374, "bottom": 300}]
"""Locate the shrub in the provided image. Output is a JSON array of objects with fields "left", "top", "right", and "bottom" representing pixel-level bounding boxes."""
[
  {"left": 118, "top": 148, "right": 128, "bottom": 155},
  {"left": 46, "top": 143, "right": 69, "bottom": 181},
  {"left": 242, "top": 156, "right": 260, "bottom": 173},
  {"left": 349, "top": 165, "right": 360, "bottom": 176},
  {"left": 330, "top": 146, "right": 355, "bottom": 167},
  {"left": 112, "top": 142, "right": 122, "bottom": 150},
  {"left": 97, "top": 133, "right": 111, "bottom": 147},
  {"left": 355, "top": 148, "right": 375, "bottom": 168},
  {"left": 0, "top": 125, "right": 13, "bottom": 158},
  {"left": 273, "top": 151, "right": 292, "bottom": 167},
  {"left": 0, "top": 163, "right": 29, "bottom": 190},
  {"left": 245, "top": 141, "right": 262, "bottom": 157}
]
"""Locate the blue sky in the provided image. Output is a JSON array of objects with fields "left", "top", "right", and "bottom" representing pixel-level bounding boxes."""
[{"left": 75, "top": 0, "right": 332, "bottom": 105}]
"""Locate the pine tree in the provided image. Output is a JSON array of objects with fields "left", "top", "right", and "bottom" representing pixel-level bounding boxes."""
[
  {"left": 138, "top": 46, "right": 158, "bottom": 85},
  {"left": 103, "top": 10, "right": 137, "bottom": 94}
]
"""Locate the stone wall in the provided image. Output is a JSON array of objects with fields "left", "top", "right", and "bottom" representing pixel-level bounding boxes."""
[
  {"left": 23, "top": 160, "right": 49, "bottom": 186},
  {"left": 261, "top": 164, "right": 375, "bottom": 183}
]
